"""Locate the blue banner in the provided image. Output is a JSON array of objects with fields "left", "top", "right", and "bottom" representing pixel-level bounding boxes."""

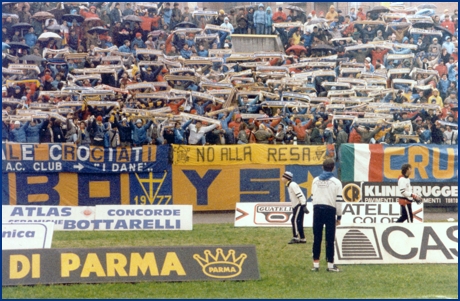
[
  {"left": 2, "top": 170, "right": 172, "bottom": 206},
  {"left": 2, "top": 143, "right": 170, "bottom": 174}
]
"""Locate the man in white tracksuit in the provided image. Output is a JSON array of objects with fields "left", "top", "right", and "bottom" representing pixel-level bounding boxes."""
[
  {"left": 281, "top": 171, "right": 309, "bottom": 244},
  {"left": 310, "top": 158, "right": 343, "bottom": 272},
  {"left": 397, "top": 163, "right": 422, "bottom": 223}
]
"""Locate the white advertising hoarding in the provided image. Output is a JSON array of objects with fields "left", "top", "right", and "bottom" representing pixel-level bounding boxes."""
[
  {"left": 2, "top": 222, "right": 54, "bottom": 250},
  {"left": 234, "top": 202, "right": 423, "bottom": 227},
  {"left": 2, "top": 205, "right": 96, "bottom": 231},
  {"left": 2, "top": 205, "right": 193, "bottom": 231},
  {"left": 335, "top": 223, "right": 458, "bottom": 264},
  {"left": 93, "top": 205, "right": 193, "bottom": 230}
]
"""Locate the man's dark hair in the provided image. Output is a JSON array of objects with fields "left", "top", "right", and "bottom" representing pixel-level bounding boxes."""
[
  {"left": 323, "top": 158, "right": 335, "bottom": 172},
  {"left": 401, "top": 163, "right": 412, "bottom": 175}
]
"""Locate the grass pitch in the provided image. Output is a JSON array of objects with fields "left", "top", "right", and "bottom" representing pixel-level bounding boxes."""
[{"left": 2, "top": 223, "right": 458, "bottom": 299}]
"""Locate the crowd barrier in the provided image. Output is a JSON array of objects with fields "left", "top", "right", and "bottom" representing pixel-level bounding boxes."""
[{"left": 2, "top": 143, "right": 457, "bottom": 210}]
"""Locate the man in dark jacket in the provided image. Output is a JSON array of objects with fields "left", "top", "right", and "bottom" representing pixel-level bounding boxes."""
[
  {"left": 310, "top": 121, "right": 323, "bottom": 145},
  {"left": 116, "top": 117, "right": 133, "bottom": 147},
  {"left": 110, "top": 3, "right": 122, "bottom": 25},
  {"left": 236, "top": 8, "right": 248, "bottom": 34},
  {"left": 431, "top": 121, "right": 444, "bottom": 144}
]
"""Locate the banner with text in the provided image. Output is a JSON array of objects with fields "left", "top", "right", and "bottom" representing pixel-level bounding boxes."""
[
  {"left": 340, "top": 144, "right": 458, "bottom": 183},
  {"left": 2, "top": 245, "right": 260, "bottom": 286},
  {"left": 173, "top": 164, "right": 325, "bottom": 211},
  {"left": 2, "top": 222, "right": 54, "bottom": 250},
  {"left": 234, "top": 202, "right": 423, "bottom": 227},
  {"left": 2, "top": 170, "right": 172, "bottom": 206},
  {"left": 335, "top": 223, "right": 458, "bottom": 264},
  {"left": 93, "top": 205, "right": 193, "bottom": 231},
  {"left": 342, "top": 182, "right": 458, "bottom": 206},
  {"left": 2, "top": 143, "right": 169, "bottom": 174},
  {"left": 172, "top": 144, "right": 327, "bottom": 166},
  {"left": 2, "top": 206, "right": 96, "bottom": 230},
  {"left": 2, "top": 205, "right": 192, "bottom": 231}
]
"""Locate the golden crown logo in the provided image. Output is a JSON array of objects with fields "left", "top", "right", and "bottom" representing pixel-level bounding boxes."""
[{"left": 193, "top": 248, "right": 247, "bottom": 279}]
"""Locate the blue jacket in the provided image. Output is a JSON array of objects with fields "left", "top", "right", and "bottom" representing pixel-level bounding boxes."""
[
  {"left": 131, "top": 120, "right": 153, "bottom": 145},
  {"left": 303, "top": 34, "right": 313, "bottom": 47},
  {"left": 219, "top": 111, "right": 234, "bottom": 130},
  {"left": 192, "top": 100, "right": 212, "bottom": 115},
  {"left": 91, "top": 120, "right": 106, "bottom": 140},
  {"left": 10, "top": 121, "right": 30, "bottom": 143},
  {"left": 253, "top": 10, "right": 266, "bottom": 25},
  {"left": 110, "top": 8, "right": 122, "bottom": 24},
  {"left": 174, "top": 119, "right": 192, "bottom": 144},
  {"left": 131, "top": 38, "right": 146, "bottom": 49},
  {"left": 437, "top": 79, "right": 450, "bottom": 94},
  {"left": 163, "top": 8, "right": 172, "bottom": 25},
  {"left": 265, "top": 8, "right": 273, "bottom": 26},
  {"left": 24, "top": 33, "right": 38, "bottom": 47},
  {"left": 185, "top": 39, "right": 195, "bottom": 47},
  {"left": 419, "top": 129, "right": 431, "bottom": 144},
  {"left": 197, "top": 49, "right": 209, "bottom": 57},
  {"left": 448, "top": 64, "right": 457, "bottom": 82},
  {"left": 26, "top": 121, "right": 45, "bottom": 143},
  {"left": 180, "top": 49, "right": 192, "bottom": 59},
  {"left": 238, "top": 95, "right": 260, "bottom": 113},
  {"left": 119, "top": 45, "right": 131, "bottom": 53}
]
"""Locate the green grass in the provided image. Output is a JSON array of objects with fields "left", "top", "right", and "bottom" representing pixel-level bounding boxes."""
[{"left": 2, "top": 224, "right": 458, "bottom": 299}]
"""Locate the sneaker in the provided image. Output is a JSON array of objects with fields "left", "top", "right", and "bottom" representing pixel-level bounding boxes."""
[
  {"left": 288, "top": 238, "right": 300, "bottom": 244},
  {"left": 299, "top": 239, "right": 306, "bottom": 244},
  {"left": 311, "top": 267, "right": 319, "bottom": 272},
  {"left": 326, "top": 265, "right": 340, "bottom": 272}
]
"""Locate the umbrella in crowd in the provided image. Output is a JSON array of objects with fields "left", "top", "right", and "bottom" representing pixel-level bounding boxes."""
[
  {"left": 19, "top": 54, "right": 46, "bottom": 62},
  {"left": 417, "top": 4, "right": 437, "bottom": 10},
  {"left": 123, "top": 15, "right": 142, "bottom": 22},
  {"left": 83, "top": 17, "right": 103, "bottom": 26},
  {"left": 415, "top": 9, "right": 436, "bottom": 17},
  {"left": 286, "top": 5, "right": 305, "bottom": 13},
  {"left": 12, "top": 23, "right": 33, "bottom": 30},
  {"left": 11, "top": 23, "right": 33, "bottom": 37},
  {"left": 412, "top": 21, "right": 435, "bottom": 29},
  {"left": 433, "top": 24, "right": 454, "bottom": 38},
  {"left": 7, "top": 42, "right": 30, "bottom": 50},
  {"left": 2, "top": 13, "right": 19, "bottom": 20},
  {"left": 148, "top": 30, "right": 166, "bottom": 37},
  {"left": 307, "top": 18, "right": 329, "bottom": 25},
  {"left": 2, "top": 42, "right": 11, "bottom": 51},
  {"left": 368, "top": 6, "right": 390, "bottom": 14},
  {"left": 174, "top": 22, "right": 197, "bottom": 29},
  {"left": 46, "top": 24, "right": 63, "bottom": 31},
  {"left": 61, "top": 14, "right": 85, "bottom": 23},
  {"left": 311, "top": 44, "right": 336, "bottom": 52},
  {"left": 88, "top": 26, "right": 109, "bottom": 35},
  {"left": 32, "top": 11, "right": 55, "bottom": 21},
  {"left": 38, "top": 32, "right": 62, "bottom": 41},
  {"left": 285, "top": 45, "right": 307, "bottom": 55}
]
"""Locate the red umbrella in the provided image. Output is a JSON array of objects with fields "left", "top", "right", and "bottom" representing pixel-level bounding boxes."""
[
  {"left": 286, "top": 45, "right": 307, "bottom": 56},
  {"left": 83, "top": 17, "right": 103, "bottom": 26},
  {"left": 32, "top": 11, "right": 55, "bottom": 21}
]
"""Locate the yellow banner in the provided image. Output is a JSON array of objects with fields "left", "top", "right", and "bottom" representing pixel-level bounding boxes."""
[
  {"left": 172, "top": 164, "right": 323, "bottom": 211},
  {"left": 172, "top": 144, "right": 327, "bottom": 166}
]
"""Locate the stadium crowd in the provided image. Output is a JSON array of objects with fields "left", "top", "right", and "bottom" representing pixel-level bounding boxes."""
[{"left": 1, "top": 2, "right": 458, "bottom": 151}]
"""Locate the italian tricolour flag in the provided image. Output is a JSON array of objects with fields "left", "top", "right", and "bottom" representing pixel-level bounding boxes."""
[{"left": 341, "top": 144, "right": 384, "bottom": 182}]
